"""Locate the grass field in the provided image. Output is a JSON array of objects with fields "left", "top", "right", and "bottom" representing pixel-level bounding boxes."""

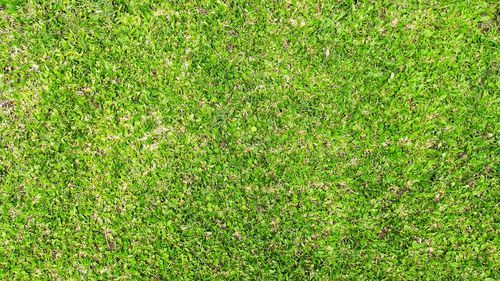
[{"left": 1, "top": 0, "right": 499, "bottom": 279}]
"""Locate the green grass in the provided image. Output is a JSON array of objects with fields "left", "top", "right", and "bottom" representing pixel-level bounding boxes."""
[{"left": 1, "top": 0, "right": 499, "bottom": 279}]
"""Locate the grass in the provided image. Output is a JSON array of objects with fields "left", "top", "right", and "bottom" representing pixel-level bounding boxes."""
[{"left": 0, "top": 0, "right": 499, "bottom": 279}]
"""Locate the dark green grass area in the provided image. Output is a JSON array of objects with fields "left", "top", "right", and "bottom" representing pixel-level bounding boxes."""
[{"left": 1, "top": 0, "right": 499, "bottom": 279}]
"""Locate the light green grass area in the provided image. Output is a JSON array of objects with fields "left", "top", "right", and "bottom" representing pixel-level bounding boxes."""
[{"left": 1, "top": 0, "right": 499, "bottom": 279}]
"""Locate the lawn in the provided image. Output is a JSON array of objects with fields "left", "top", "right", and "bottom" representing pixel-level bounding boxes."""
[{"left": 1, "top": 0, "right": 499, "bottom": 279}]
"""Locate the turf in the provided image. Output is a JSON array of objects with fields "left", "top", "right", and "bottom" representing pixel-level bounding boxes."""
[{"left": 1, "top": 0, "right": 499, "bottom": 279}]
